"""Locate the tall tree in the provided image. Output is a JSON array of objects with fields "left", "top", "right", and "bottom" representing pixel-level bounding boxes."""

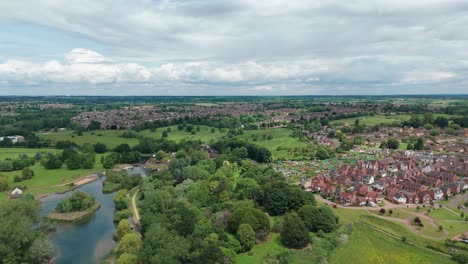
[{"left": 280, "top": 212, "right": 309, "bottom": 249}]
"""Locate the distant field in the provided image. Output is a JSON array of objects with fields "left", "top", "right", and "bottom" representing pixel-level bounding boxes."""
[
  {"left": 39, "top": 130, "right": 140, "bottom": 148},
  {"left": 0, "top": 147, "right": 59, "bottom": 160},
  {"left": 39, "top": 125, "right": 227, "bottom": 148},
  {"left": 235, "top": 128, "right": 308, "bottom": 160},
  {"left": 330, "top": 223, "right": 455, "bottom": 264},
  {"left": 139, "top": 125, "right": 227, "bottom": 143},
  {"left": 331, "top": 114, "right": 459, "bottom": 126}
]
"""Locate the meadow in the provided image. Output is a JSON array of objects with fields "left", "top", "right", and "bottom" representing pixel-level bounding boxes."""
[
  {"left": 235, "top": 128, "right": 308, "bottom": 160},
  {"left": 330, "top": 223, "right": 455, "bottom": 264},
  {"left": 38, "top": 125, "right": 227, "bottom": 148}
]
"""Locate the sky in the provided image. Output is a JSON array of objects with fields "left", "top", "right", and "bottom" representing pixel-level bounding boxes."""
[{"left": 0, "top": 0, "right": 467, "bottom": 95}]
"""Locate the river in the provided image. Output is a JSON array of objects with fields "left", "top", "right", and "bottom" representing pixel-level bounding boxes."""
[
  {"left": 40, "top": 177, "right": 116, "bottom": 264},
  {"left": 40, "top": 167, "right": 147, "bottom": 263}
]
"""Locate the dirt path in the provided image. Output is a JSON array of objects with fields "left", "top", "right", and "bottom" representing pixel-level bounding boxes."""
[
  {"left": 29, "top": 174, "right": 99, "bottom": 190},
  {"left": 132, "top": 189, "right": 140, "bottom": 224}
]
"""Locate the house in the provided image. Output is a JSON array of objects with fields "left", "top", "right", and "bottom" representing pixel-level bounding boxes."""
[
  {"left": 428, "top": 188, "right": 444, "bottom": 200},
  {"left": 393, "top": 191, "right": 407, "bottom": 204},
  {"left": 418, "top": 192, "right": 432, "bottom": 204},
  {"left": 404, "top": 192, "right": 420, "bottom": 204},
  {"left": 10, "top": 187, "right": 23, "bottom": 199},
  {"left": 363, "top": 175, "right": 375, "bottom": 185},
  {"left": 447, "top": 182, "right": 462, "bottom": 194},
  {"left": 440, "top": 186, "right": 452, "bottom": 197}
]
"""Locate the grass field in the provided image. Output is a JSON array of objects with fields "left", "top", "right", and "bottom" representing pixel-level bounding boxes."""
[
  {"left": 139, "top": 125, "right": 227, "bottom": 143},
  {"left": 39, "top": 125, "right": 227, "bottom": 148},
  {"left": 330, "top": 223, "right": 455, "bottom": 264},
  {"left": 38, "top": 130, "right": 140, "bottom": 148},
  {"left": 0, "top": 147, "right": 59, "bottom": 159},
  {"left": 331, "top": 114, "right": 459, "bottom": 126},
  {"left": 0, "top": 148, "right": 105, "bottom": 196},
  {"left": 235, "top": 128, "right": 308, "bottom": 160}
]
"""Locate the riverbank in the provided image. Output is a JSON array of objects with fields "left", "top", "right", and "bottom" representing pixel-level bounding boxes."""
[{"left": 47, "top": 203, "right": 101, "bottom": 222}]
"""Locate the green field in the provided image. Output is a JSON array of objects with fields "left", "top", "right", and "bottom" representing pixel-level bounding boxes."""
[
  {"left": 236, "top": 234, "right": 285, "bottom": 264},
  {"left": 0, "top": 147, "right": 105, "bottom": 196},
  {"left": 0, "top": 147, "right": 59, "bottom": 159},
  {"left": 331, "top": 114, "right": 459, "bottom": 126},
  {"left": 39, "top": 125, "right": 227, "bottom": 148},
  {"left": 330, "top": 223, "right": 455, "bottom": 264},
  {"left": 235, "top": 128, "right": 308, "bottom": 160},
  {"left": 38, "top": 130, "right": 140, "bottom": 148},
  {"left": 138, "top": 125, "right": 227, "bottom": 143}
]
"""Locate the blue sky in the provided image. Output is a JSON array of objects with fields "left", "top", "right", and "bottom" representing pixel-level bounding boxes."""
[{"left": 0, "top": 0, "right": 467, "bottom": 95}]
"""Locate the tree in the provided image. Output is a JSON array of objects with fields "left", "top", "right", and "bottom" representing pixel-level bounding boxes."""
[
  {"left": 452, "top": 253, "right": 468, "bottom": 264},
  {"left": 115, "top": 220, "right": 132, "bottom": 241},
  {"left": 43, "top": 154, "right": 62, "bottom": 169},
  {"left": 387, "top": 138, "right": 399, "bottom": 149},
  {"left": 117, "top": 252, "right": 138, "bottom": 264},
  {"left": 237, "top": 224, "right": 256, "bottom": 252},
  {"left": 434, "top": 116, "right": 449, "bottom": 128},
  {"left": 0, "top": 175, "right": 10, "bottom": 191},
  {"left": 29, "top": 237, "right": 53, "bottom": 264},
  {"left": 140, "top": 224, "right": 190, "bottom": 264},
  {"left": 297, "top": 205, "right": 338, "bottom": 233},
  {"left": 414, "top": 137, "right": 424, "bottom": 150},
  {"left": 87, "top": 120, "right": 101, "bottom": 130},
  {"left": 0, "top": 198, "right": 44, "bottom": 263},
  {"left": 379, "top": 208, "right": 386, "bottom": 214},
  {"left": 94, "top": 142, "right": 108, "bottom": 153},
  {"left": 22, "top": 167, "right": 34, "bottom": 180},
  {"left": 228, "top": 207, "right": 270, "bottom": 241},
  {"left": 116, "top": 233, "right": 141, "bottom": 256},
  {"left": 162, "top": 131, "right": 168, "bottom": 138},
  {"left": 439, "top": 225, "right": 443, "bottom": 231},
  {"left": 280, "top": 212, "right": 309, "bottom": 249}
]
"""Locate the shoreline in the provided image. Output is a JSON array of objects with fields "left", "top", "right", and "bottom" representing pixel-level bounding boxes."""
[{"left": 47, "top": 203, "right": 101, "bottom": 222}]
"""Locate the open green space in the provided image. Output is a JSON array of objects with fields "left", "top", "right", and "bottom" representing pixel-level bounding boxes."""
[
  {"left": 236, "top": 234, "right": 285, "bottom": 264},
  {"left": 38, "top": 130, "right": 140, "bottom": 148},
  {"left": 331, "top": 114, "right": 459, "bottom": 126},
  {"left": 139, "top": 125, "right": 227, "bottom": 142},
  {"left": 330, "top": 222, "right": 455, "bottom": 264},
  {"left": 39, "top": 125, "right": 227, "bottom": 148},
  {"left": 0, "top": 147, "right": 59, "bottom": 159},
  {"left": 235, "top": 128, "right": 308, "bottom": 160},
  {"left": 1, "top": 151, "right": 105, "bottom": 196}
]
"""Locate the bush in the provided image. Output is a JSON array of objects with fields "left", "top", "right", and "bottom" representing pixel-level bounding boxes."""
[
  {"left": 14, "top": 175, "right": 23, "bottom": 182},
  {"left": 228, "top": 207, "right": 270, "bottom": 241}
]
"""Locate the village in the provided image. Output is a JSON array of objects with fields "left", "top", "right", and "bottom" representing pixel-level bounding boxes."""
[{"left": 302, "top": 150, "right": 468, "bottom": 207}]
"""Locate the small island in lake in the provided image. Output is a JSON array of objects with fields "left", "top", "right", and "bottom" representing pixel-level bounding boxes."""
[{"left": 47, "top": 191, "right": 100, "bottom": 222}]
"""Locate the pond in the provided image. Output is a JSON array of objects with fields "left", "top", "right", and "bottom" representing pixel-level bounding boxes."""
[
  {"left": 125, "top": 166, "right": 147, "bottom": 177},
  {"left": 40, "top": 177, "right": 116, "bottom": 264}
]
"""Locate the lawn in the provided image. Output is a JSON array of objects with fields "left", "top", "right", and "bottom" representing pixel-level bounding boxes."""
[
  {"left": 236, "top": 128, "right": 308, "bottom": 160},
  {"left": 1, "top": 153, "right": 105, "bottom": 196},
  {"left": 330, "top": 223, "right": 455, "bottom": 264},
  {"left": 428, "top": 207, "right": 463, "bottom": 221},
  {"left": 236, "top": 233, "right": 286, "bottom": 264}
]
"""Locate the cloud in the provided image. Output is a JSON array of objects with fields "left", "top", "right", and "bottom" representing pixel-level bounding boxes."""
[{"left": 0, "top": 1, "right": 468, "bottom": 94}]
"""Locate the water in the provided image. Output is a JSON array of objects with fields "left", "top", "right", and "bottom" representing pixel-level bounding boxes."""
[
  {"left": 125, "top": 166, "right": 147, "bottom": 177},
  {"left": 40, "top": 177, "right": 116, "bottom": 264}
]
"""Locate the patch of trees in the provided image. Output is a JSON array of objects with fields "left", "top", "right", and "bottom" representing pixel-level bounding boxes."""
[
  {"left": 212, "top": 138, "right": 272, "bottom": 163},
  {"left": 0, "top": 156, "right": 35, "bottom": 172},
  {"left": 55, "top": 191, "right": 96, "bottom": 213},
  {"left": 297, "top": 205, "right": 338, "bottom": 232},
  {"left": 103, "top": 170, "right": 142, "bottom": 193},
  {"left": 0, "top": 197, "right": 53, "bottom": 263},
  {"left": 263, "top": 185, "right": 316, "bottom": 216}
]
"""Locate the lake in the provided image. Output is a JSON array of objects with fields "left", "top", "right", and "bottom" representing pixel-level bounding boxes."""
[{"left": 40, "top": 177, "right": 116, "bottom": 264}]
